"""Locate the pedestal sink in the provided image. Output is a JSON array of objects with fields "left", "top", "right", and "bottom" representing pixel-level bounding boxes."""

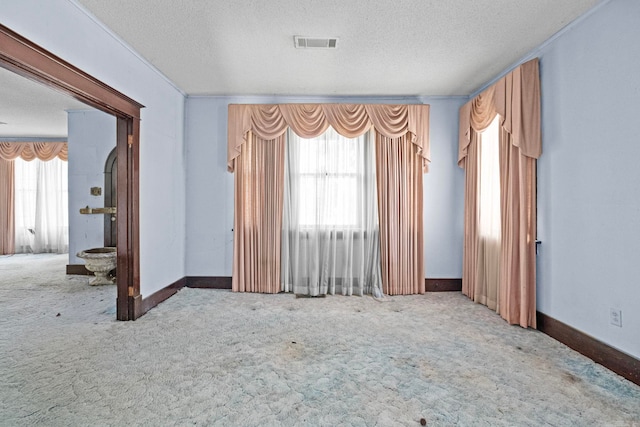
[{"left": 77, "top": 247, "right": 116, "bottom": 285}]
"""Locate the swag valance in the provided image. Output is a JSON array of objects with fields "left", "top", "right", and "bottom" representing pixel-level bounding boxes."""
[
  {"left": 458, "top": 58, "right": 541, "bottom": 165},
  {"left": 0, "top": 142, "right": 68, "bottom": 161},
  {"left": 228, "top": 104, "right": 430, "bottom": 173}
]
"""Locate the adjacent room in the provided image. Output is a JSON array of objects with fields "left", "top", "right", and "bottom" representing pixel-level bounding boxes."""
[{"left": 1, "top": 0, "right": 638, "bottom": 425}]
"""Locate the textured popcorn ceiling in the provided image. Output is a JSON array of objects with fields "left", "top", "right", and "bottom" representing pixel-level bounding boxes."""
[
  {"left": 0, "top": 67, "right": 88, "bottom": 138},
  {"left": 77, "top": 0, "right": 602, "bottom": 96},
  {"left": 0, "top": 0, "right": 604, "bottom": 137}
]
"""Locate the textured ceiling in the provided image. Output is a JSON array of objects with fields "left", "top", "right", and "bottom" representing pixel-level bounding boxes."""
[
  {"left": 0, "top": 0, "right": 603, "bottom": 138},
  {"left": 0, "top": 67, "right": 89, "bottom": 138},
  {"left": 77, "top": 0, "right": 601, "bottom": 96}
]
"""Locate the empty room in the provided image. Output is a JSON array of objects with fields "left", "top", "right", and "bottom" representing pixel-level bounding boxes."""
[{"left": 1, "top": 0, "right": 639, "bottom": 425}]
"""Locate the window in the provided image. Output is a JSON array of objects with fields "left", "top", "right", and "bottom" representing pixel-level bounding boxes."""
[
  {"left": 288, "top": 126, "right": 374, "bottom": 229},
  {"left": 478, "top": 115, "right": 501, "bottom": 240},
  {"left": 282, "top": 126, "right": 381, "bottom": 295},
  {"left": 475, "top": 115, "right": 502, "bottom": 309},
  {"left": 14, "top": 157, "right": 68, "bottom": 253}
]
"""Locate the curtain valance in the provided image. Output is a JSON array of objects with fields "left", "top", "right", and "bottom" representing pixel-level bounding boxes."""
[
  {"left": 0, "top": 142, "right": 68, "bottom": 161},
  {"left": 458, "top": 58, "right": 541, "bottom": 166},
  {"left": 228, "top": 104, "right": 430, "bottom": 173}
]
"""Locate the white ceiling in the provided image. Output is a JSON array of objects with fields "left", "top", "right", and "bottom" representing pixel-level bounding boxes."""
[
  {"left": 0, "top": 66, "right": 89, "bottom": 139},
  {"left": 77, "top": 0, "right": 601, "bottom": 96},
  {"left": 0, "top": 0, "right": 602, "bottom": 138}
]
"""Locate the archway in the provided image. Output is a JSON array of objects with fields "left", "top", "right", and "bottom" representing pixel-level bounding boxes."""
[{"left": 104, "top": 147, "right": 117, "bottom": 248}]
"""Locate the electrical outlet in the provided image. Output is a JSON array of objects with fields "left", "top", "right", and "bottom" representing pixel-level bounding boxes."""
[{"left": 610, "top": 308, "right": 622, "bottom": 327}]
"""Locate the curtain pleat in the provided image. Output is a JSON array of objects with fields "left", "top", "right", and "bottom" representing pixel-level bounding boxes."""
[
  {"left": 0, "top": 158, "right": 15, "bottom": 255},
  {"left": 232, "top": 132, "right": 285, "bottom": 293},
  {"left": 250, "top": 105, "right": 291, "bottom": 141},
  {"left": 459, "top": 59, "right": 540, "bottom": 165},
  {"left": 375, "top": 133, "right": 424, "bottom": 295},
  {"left": 0, "top": 142, "right": 67, "bottom": 161},
  {"left": 322, "top": 104, "right": 371, "bottom": 137},
  {"left": 461, "top": 133, "right": 479, "bottom": 300},
  {"left": 281, "top": 104, "right": 331, "bottom": 138},
  {"left": 498, "top": 128, "right": 537, "bottom": 328}
]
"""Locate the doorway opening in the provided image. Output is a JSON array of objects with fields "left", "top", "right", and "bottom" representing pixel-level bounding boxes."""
[
  {"left": 0, "top": 23, "right": 143, "bottom": 320},
  {"left": 104, "top": 147, "right": 117, "bottom": 248}
]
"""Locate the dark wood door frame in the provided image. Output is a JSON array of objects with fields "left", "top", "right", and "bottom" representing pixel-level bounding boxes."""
[{"left": 0, "top": 23, "right": 143, "bottom": 320}]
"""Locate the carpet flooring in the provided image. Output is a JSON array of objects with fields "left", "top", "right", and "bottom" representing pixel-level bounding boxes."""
[{"left": 0, "top": 254, "right": 638, "bottom": 426}]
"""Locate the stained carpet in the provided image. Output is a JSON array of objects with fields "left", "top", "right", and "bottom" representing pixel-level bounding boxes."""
[{"left": 0, "top": 254, "right": 638, "bottom": 426}]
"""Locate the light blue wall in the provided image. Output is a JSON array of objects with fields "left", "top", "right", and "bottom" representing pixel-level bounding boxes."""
[
  {"left": 185, "top": 97, "right": 233, "bottom": 276},
  {"left": 4, "top": 0, "right": 187, "bottom": 297},
  {"left": 421, "top": 97, "right": 466, "bottom": 278},
  {"left": 185, "top": 96, "right": 465, "bottom": 279},
  {"left": 67, "top": 110, "right": 116, "bottom": 264},
  {"left": 534, "top": 0, "right": 640, "bottom": 358}
]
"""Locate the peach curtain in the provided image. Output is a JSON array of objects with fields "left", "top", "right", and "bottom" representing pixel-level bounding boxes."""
[
  {"left": 0, "top": 142, "right": 67, "bottom": 255},
  {"left": 228, "top": 104, "right": 430, "bottom": 172},
  {"left": 232, "top": 132, "right": 286, "bottom": 293},
  {"left": 0, "top": 142, "right": 68, "bottom": 161},
  {"left": 229, "top": 104, "right": 429, "bottom": 295},
  {"left": 458, "top": 58, "right": 540, "bottom": 328},
  {"left": 499, "top": 127, "right": 537, "bottom": 327},
  {"left": 460, "top": 131, "right": 479, "bottom": 300},
  {"left": 0, "top": 159, "right": 14, "bottom": 254},
  {"left": 459, "top": 59, "right": 541, "bottom": 165},
  {"left": 375, "top": 133, "right": 425, "bottom": 295}
]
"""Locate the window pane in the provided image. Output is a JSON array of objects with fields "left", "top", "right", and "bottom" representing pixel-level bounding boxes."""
[
  {"left": 479, "top": 116, "right": 501, "bottom": 239},
  {"left": 293, "top": 127, "right": 365, "bottom": 228}
]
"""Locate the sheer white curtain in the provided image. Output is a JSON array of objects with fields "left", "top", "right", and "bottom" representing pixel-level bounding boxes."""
[
  {"left": 281, "top": 126, "right": 382, "bottom": 296},
  {"left": 476, "top": 115, "right": 501, "bottom": 309},
  {"left": 14, "top": 157, "right": 68, "bottom": 254}
]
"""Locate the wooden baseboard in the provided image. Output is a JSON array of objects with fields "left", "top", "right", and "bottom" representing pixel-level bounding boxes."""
[
  {"left": 132, "top": 294, "right": 144, "bottom": 320},
  {"left": 140, "top": 277, "right": 187, "bottom": 315},
  {"left": 186, "top": 276, "right": 232, "bottom": 289},
  {"left": 66, "top": 264, "right": 92, "bottom": 275},
  {"left": 537, "top": 312, "right": 639, "bottom": 387},
  {"left": 183, "top": 277, "right": 462, "bottom": 292},
  {"left": 425, "top": 278, "right": 462, "bottom": 292}
]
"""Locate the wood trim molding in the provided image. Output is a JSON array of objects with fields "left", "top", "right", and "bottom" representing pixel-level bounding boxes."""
[
  {"left": 183, "top": 277, "right": 463, "bottom": 292},
  {"left": 425, "top": 278, "right": 462, "bottom": 292},
  {"left": 0, "top": 23, "right": 143, "bottom": 320},
  {"left": 537, "top": 312, "right": 640, "bottom": 387},
  {"left": 115, "top": 117, "right": 141, "bottom": 320},
  {"left": 187, "top": 276, "right": 233, "bottom": 289},
  {"left": 66, "top": 264, "right": 92, "bottom": 275},
  {"left": 140, "top": 278, "right": 187, "bottom": 315},
  {"left": 0, "top": 25, "right": 142, "bottom": 118}
]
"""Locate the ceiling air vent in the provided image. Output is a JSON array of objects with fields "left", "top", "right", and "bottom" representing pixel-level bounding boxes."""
[{"left": 294, "top": 36, "right": 338, "bottom": 49}]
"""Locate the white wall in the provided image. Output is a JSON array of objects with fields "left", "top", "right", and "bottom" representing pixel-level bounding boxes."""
[
  {"left": 67, "top": 110, "right": 115, "bottom": 264},
  {"left": 534, "top": 0, "right": 640, "bottom": 358},
  {"left": 3, "top": 0, "right": 187, "bottom": 297},
  {"left": 185, "top": 96, "right": 465, "bottom": 278}
]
